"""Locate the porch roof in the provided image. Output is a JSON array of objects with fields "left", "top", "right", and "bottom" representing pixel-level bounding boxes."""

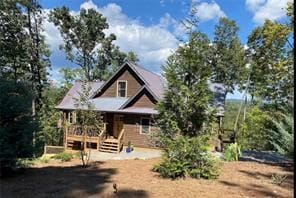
[
  {"left": 90, "top": 97, "right": 129, "bottom": 111},
  {"left": 118, "top": 107, "right": 158, "bottom": 114}
]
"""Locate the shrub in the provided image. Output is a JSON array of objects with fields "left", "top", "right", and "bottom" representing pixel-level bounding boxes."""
[
  {"left": 223, "top": 143, "right": 241, "bottom": 161},
  {"left": 268, "top": 112, "right": 294, "bottom": 159},
  {"left": 238, "top": 106, "right": 272, "bottom": 150},
  {"left": 39, "top": 157, "right": 50, "bottom": 163},
  {"left": 153, "top": 136, "right": 220, "bottom": 179},
  {"left": 51, "top": 152, "right": 73, "bottom": 162}
]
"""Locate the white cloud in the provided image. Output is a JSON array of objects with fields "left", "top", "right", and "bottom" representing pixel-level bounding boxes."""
[
  {"left": 42, "top": 9, "right": 63, "bottom": 50},
  {"left": 245, "top": 0, "right": 292, "bottom": 24},
  {"left": 193, "top": 2, "right": 226, "bottom": 22},
  {"left": 44, "top": 1, "right": 179, "bottom": 72},
  {"left": 159, "top": 13, "right": 177, "bottom": 28},
  {"left": 80, "top": 0, "right": 99, "bottom": 10}
]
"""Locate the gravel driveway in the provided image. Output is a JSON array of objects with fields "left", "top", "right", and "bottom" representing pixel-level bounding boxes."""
[
  {"left": 239, "top": 150, "right": 293, "bottom": 164},
  {"left": 89, "top": 147, "right": 162, "bottom": 161}
]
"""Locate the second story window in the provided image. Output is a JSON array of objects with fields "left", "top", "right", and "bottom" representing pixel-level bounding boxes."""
[{"left": 117, "top": 81, "right": 127, "bottom": 97}]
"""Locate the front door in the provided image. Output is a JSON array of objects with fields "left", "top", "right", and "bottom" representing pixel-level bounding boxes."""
[{"left": 113, "top": 115, "right": 124, "bottom": 139}]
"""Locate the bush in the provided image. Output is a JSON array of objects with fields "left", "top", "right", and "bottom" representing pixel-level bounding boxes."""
[
  {"left": 51, "top": 152, "right": 73, "bottom": 162},
  {"left": 153, "top": 136, "right": 220, "bottom": 179},
  {"left": 268, "top": 111, "right": 294, "bottom": 159},
  {"left": 223, "top": 143, "right": 241, "bottom": 161},
  {"left": 0, "top": 80, "right": 36, "bottom": 176},
  {"left": 238, "top": 106, "right": 272, "bottom": 150}
]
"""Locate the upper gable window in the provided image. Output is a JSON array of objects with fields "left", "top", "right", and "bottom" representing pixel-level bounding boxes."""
[{"left": 117, "top": 80, "right": 127, "bottom": 97}]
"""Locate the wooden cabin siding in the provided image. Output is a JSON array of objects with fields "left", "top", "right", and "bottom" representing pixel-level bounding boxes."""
[
  {"left": 125, "top": 89, "right": 157, "bottom": 109},
  {"left": 129, "top": 93, "right": 156, "bottom": 108},
  {"left": 100, "top": 69, "right": 142, "bottom": 98},
  {"left": 122, "top": 114, "right": 158, "bottom": 148}
]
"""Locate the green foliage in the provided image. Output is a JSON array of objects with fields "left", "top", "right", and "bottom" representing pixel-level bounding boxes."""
[
  {"left": 0, "top": 80, "right": 36, "bottom": 175},
  {"left": 156, "top": 31, "right": 215, "bottom": 138},
  {"left": 153, "top": 136, "right": 220, "bottom": 179},
  {"left": 268, "top": 104, "right": 294, "bottom": 159},
  {"left": 238, "top": 106, "right": 271, "bottom": 150},
  {"left": 74, "top": 82, "right": 104, "bottom": 131},
  {"left": 212, "top": 17, "right": 247, "bottom": 94},
  {"left": 223, "top": 99, "right": 245, "bottom": 131},
  {"left": 223, "top": 143, "right": 241, "bottom": 161},
  {"left": 51, "top": 152, "right": 73, "bottom": 162},
  {"left": 0, "top": 0, "right": 51, "bottom": 110},
  {"left": 37, "top": 156, "right": 50, "bottom": 163},
  {"left": 247, "top": 20, "right": 292, "bottom": 104},
  {"left": 16, "top": 158, "right": 35, "bottom": 168},
  {"left": 36, "top": 87, "right": 65, "bottom": 154},
  {"left": 125, "top": 51, "right": 139, "bottom": 63},
  {"left": 49, "top": 7, "right": 127, "bottom": 81},
  {"left": 59, "top": 68, "right": 81, "bottom": 89}
]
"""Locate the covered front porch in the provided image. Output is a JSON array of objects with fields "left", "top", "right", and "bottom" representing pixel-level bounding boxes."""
[{"left": 64, "top": 112, "right": 125, "bottom": 153}]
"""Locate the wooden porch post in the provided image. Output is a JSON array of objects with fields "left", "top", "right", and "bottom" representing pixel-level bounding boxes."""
[
  {"left": 84, "top": 126, "right": 87, "bottom": 151},
  {"left": 64, "top": 112, "right": 68, "bottom": 149}
]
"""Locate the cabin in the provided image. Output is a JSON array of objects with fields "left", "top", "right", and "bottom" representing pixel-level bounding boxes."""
[{"left": 56, "top": 61, "right": 225, "bottom": 153}]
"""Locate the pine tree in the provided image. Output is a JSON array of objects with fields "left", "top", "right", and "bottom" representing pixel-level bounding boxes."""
[
  {"left": 211, "top": 17, "right": 246, "bottom": 98},
  {"left": 156, "top": 31, "right": 214, "bottom": 138}
]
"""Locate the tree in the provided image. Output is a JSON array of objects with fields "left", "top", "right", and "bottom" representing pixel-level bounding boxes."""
[
  {"left": 247, "top": 19, "right": 292, "bottom": 105},
  {"left": 0, "top": 0, "right": 29, "bottom": 82},
  {"left": 37, "top": 86, "right": 65, "bottom": 151},
  {"left": 0, "top": 0, "right": 50, "bottom": 107},
  {"left": 0, "top": 79, "right": 37, "bottom": 176},
  {"left": 268, "top": 102, "right": 294, "bottom": 158},
  {"left": 73, "top": 82, "right": 104, "bottom": 167},
  {"left": 24, "top": 0, "right": 51, "bottom": 111},
  {"left": 238, "top": 105, "right": 272, "bottom": 150},
  {"left": 59, "top": 67, "right": 80, "bottom": 90},
  {"left": 211, "top": 17, "right": 246, "bottom": 98},
  {"left": 96, "top": 34, "right": 127, "bottom": 80},
  {"left": 49, "top": 7, "right": 126, "bottom": 81},
  {"left": 125, "top": 51, "right": 139, "bottom": 63},
  {"left": 156, "top": 31, "right": 214, "bottom": 138}
]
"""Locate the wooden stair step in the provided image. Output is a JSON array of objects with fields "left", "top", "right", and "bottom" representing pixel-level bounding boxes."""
[
  {"left": 100, "top": 145, "right": 118, "bottom": 149},
  {"left": 104, "top": 139, "right": 119, "bottom": 143},
  {"left": 101, "top": 143, "right": 118, "bottom": 147},
  {"left": 102, "top": 142, "right": 119, "bottom": 146},
  {"left": 99, "top": 148, "right": 118, "bottom": 153}
]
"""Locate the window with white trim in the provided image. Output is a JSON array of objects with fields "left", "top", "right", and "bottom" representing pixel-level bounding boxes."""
[
  {"left": 117, "top": 80, "right": 127, "bottom": 97},
  {"left": 140, "top": 118, "right": 150, "bottom": 134}
]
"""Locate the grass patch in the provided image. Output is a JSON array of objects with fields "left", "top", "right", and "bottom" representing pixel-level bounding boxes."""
[{"left": 51, "top": 152, "right": 73, "bottom": 162}]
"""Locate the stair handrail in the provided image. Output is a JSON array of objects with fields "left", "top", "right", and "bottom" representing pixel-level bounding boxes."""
[
  {"left": 117, "top": 128, "right": 125, "bottom": 152},
  {"left": 118, "top": 128, "right": 125, "bottom": 143},
  {"left": 98, "top": 123, "right": 107, "bottom": 146}
]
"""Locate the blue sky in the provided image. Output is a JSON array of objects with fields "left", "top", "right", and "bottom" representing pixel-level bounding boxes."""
[{"left": 41, "top": 0, "right": 291, "bottom": 99}]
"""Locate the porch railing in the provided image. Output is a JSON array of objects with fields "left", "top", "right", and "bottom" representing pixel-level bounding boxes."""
[
  {"left": 68, "top": 124, "right": 106, "bottom": 138},
  {"left": 66, "top": 123, "right": 107, "bottom": 150},
  {"left": 117, "top": 128, "right": 125, "bottom": 152}
]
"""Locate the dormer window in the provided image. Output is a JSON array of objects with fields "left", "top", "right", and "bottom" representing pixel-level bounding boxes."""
[{"left": 117, "top": 80, "right": 127, "bottom": 97}]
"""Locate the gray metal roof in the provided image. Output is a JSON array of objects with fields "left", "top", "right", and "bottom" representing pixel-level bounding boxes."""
[
  {"left": 209, "top": 83, "right": 226, "bottom": 116},
  {"left": 56, "top": 81, "right": 105, "bottom": 110},
  {"left": 89, "top": 97, "right": 129, "bottom": 111},
  {"left": 128, "top": 62, "right": 166, "bottom": 99}
]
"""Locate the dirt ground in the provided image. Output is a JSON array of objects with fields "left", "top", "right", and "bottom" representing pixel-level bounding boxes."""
[{"left": 0, "top": 158, "right": 293, "bottom": 198}]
